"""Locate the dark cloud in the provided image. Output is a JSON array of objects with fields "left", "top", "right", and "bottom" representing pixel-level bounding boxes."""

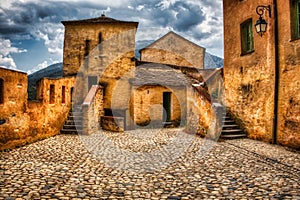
[
  {"left": 0, "top": 1, "right": 102, "bottom": 37},
  {"left": 172, "top": 1, "right": 205, "bottom": 32},
  {"left": 0, "top": 0, "right": 224, "bottom": 71}
]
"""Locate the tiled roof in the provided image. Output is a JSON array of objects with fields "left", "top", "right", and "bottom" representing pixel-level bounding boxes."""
[
  {"left": 61, "top": 14, "right": 138, "bottom": 26},
  {"left": 131, "top": 62, "right": 194, "bottom": 87}
]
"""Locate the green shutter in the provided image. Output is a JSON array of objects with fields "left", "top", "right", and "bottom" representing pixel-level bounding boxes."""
[
  {"left": 241, "top": 19, "right": 254, "bottom": 55},
  {"left": 297, "top": 1, "right": 300, "bottom": 37}
]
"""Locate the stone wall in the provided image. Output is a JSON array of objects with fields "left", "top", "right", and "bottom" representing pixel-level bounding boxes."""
[
  {"left": 0, "top": 68, "right": 29, "bottom": 149},
  {"left": 276, "top": 0, "right": 300, "bottom": 148},
  {"left": 63, "top": 19, "right": 137, "bottom": 111},
  {"left": 82, "top": 85, "right": 104, "bottom": 135},
  {"left": 140, "top": 32, "right": 205, "bottom": 69},
  {"left": 100, "top": 116, "right": 124, "bottom": 132},
  {"left": 62, "top": 20, "right": 138, "bottom": 76},
  {"left": 223, "top": 0, "right": 300, "bottom": 148},
  {"left": 0, "top": 67, "right": 75, "bottom": 150},
  {"left": 186, "top": 85, "right": 213, "bottom": 137}
]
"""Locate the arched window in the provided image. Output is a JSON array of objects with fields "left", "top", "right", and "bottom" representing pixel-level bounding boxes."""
[{"left": 0, "top": 78, "right": 4, "bottom": 104}]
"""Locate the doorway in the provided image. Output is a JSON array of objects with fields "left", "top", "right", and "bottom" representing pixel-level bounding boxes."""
[{"left": 163, "top": 92, "right": 171, "bottom": 122}]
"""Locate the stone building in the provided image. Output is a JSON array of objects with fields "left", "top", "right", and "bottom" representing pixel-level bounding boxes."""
[
  {"left": 139, "top": 31, "right": 205, "bottom": 69},
  {"left": 0, "top": 14, "right": 216, "bottom": 150},
  {"left": 0, "top": 67, "right": 75, "bottom": 150},
  {"left": 223, "top": 0, "right": 300, "bottom": 148},
  {"left": 61, "top": 15, "right": 214, "bottom": 133}
]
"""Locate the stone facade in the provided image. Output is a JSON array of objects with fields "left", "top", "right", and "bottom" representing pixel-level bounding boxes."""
[
  {"left": 132, "top": 85, "right": 184, "bottom": 127},
  {"left": 62, "top": 14, "right": 138, "bottom": 76},
  {"left": 0, "top": 15, "right": 216, "bottom": 150},
  {"left": 140, "top": 31, "right": 205, "bottom": 69},
  {"left": 0, "top": 67, "right": 75, "bottom": 150},
  {"left": 223, "top": 0, "right": 300, "bottom": 148}
]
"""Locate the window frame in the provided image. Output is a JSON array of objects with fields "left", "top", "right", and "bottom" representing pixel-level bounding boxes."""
[
  {"left": 291, "top": 0, "right": 300, "bottom": 40},
  {"left": 240, "top": 18, "right": 254, "bottom": 56}
]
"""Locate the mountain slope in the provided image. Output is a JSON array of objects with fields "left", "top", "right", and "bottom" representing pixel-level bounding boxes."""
[
  {"left": 204, "top": 52, "right": 224, "bottom": 69},
  {"left": 28, "top": 62, "right": 63, "bottom": 100}
]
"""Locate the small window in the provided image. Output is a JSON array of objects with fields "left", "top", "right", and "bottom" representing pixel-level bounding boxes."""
[
  {"left": 291, "top": 0, "right": 300, "bottom": 40},
  {"left": 84, "top": 39, "right": 90, "bottom": 57},
  {"left": 49, "top": 84, "right": 55, "bottom": 104},
  {"left": 98, "top": 32, "right": 102, "bottom": 44},
  {"left": 70, "top": 87, "right": 74, "bottom": 103},
  {"left": 0, "top": 79, "right": 4, "bottom": 104},
  {"left": 62, "top": 86, "right": 66, "bottom": 104},
  {"left": 240, "top": 19, "right": 254, "bottom": 55},
  {"left": 98, "top": 33, "right": 102, "bottom": 51}
]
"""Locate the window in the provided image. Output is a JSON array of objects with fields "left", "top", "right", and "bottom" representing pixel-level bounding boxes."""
[
  {"left": 70, "top": 87, "right": 74, "bottom": 103},
  {"left": 0, "top": 79, "right": 4, "bottom": 104},
  {"left": 240, "top": 19, "right": 254, "bottom": 55},
  {"left": 62, "top": 86, "right": 66, "bottom": 104},
  {"left": 98, "top": 32, "right": 102, "bottom": 52},
  {"left": 84, "top": 39, "right": 90, "bottom": 56},
  {"left": 98, "top": 32, "right": 102, "bottom": 44},
  {"left": 49, "top": 84, "right": 55, "bottom": 104},
  {"left": 291, "top": 0, "right": 300, "bottom": 40}
]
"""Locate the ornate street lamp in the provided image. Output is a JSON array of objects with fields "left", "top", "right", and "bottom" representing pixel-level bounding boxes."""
[{"left": 255, "top": 5, "right": 271, "bottom": 37}]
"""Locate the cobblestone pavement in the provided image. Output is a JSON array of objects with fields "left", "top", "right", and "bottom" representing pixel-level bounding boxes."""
[{"left": 0, "top": 128, "right": 299, "bottom": 199}]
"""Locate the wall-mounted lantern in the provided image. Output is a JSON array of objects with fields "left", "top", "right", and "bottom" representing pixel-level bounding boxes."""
[{"left": 255, "top": 5, "right": 271, "bottom": 37}]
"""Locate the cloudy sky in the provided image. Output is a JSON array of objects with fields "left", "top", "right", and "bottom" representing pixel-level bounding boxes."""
[{"left": 0, "top": 0, "right": 223, "bottom": 73}]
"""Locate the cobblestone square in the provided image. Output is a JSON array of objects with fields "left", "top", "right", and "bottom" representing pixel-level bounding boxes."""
[{"left": 0, "top": 129, "right": 299, "bottom": 199}]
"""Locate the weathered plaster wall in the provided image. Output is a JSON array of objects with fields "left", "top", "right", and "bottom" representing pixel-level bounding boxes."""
[
  {"left": 0, "top": 68, "right": 29, "bottom": 149},
  {"left": 140, "top": 48, "right": 193, "bottom": 68},
  {"left": 63, "top": 20, "right": 137, "bottom": 111},
  {"left": 131, "top": 86, "right": 185, "bottom": 126},
  {"left": 186, "top": 86, "right": 213, "bottom": 137},
  {"left": 223, "top": 0, "right": 300, "bottom": 148},
  {"left": 63, "top": 22, "right": 137, "bottom": 76},
  {"left": 276, "top": 0, "right": 300, "bottom": 148},
  {"left": 0, "top": 68, "right": 75, "bottom": 150},
  {"left": 82, "top": 85, "right": 104, "bottom": 135},
  {"left": 140, "top": 32, "right": 205, "bottom": 69}
]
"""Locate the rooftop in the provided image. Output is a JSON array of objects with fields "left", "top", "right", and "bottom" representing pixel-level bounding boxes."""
[{"left": 61, "top": 14, "right": 139, "bottom": 26}]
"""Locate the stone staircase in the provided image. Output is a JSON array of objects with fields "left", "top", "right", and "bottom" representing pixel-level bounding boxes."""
[
  {"left": 60, "top": 105, "right": 82, "bottom": 134},
  {"left": 221, "top": 113, "right": 247, "bottom": 139}
]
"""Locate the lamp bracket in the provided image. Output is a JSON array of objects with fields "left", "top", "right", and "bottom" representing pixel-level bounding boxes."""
[{"left": 256, "top": 5, "right": 271, "bottom": 18}]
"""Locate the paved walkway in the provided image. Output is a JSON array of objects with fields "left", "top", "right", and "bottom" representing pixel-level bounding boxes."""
[{"left": 0, "top": 128, "right": 299, "bottom": 199}]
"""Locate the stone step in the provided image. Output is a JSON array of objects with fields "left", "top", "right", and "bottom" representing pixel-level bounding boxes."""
[
  {"left": 223, "top": 120, "right": 236, "bottom": 124},
  {"left": 221, "top": 129, "right": 243, "bottom": 134},
  {"left": 222, "top": 124, "right": 240, "bottom": 129},
  {"left": 63, "top": 124, "right": 82, "bottom": 129},
  {"left": 68, "top": 116, "right": 82, "bottom": 120},
  {"left": 60, "top": 129, "right": 82, "bottom": 134},
  {"left": 220, "top": 133, "right": 247, "bottom": 138},
  {"left": 65, "top": 120, "right": 82, "bottom": 125},
  {"left": 69, "top": 112, "right": 83, "bottom": 116}
]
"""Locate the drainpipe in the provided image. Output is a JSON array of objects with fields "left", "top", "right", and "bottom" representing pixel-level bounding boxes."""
[{"left": 272, "top": 0, "right": 279, "bottom": 144}]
